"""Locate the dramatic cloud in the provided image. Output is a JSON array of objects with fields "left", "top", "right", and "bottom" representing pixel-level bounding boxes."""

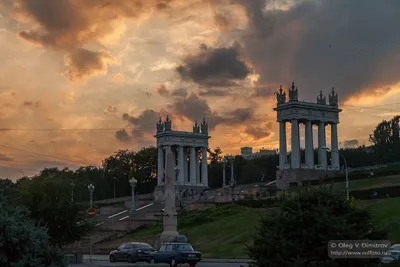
[
  {"left": 235, "top": 0, "right": 400, "bottom": 101},
  {"left": 116, "top": 109, "right": 160, "bottom": 142},
  {"left": 64, "top": 49, "right": 117, "bottom": 81},
  {"left": 12, "top": 0, "right": 207, "bottom": 81},
  {"left": 156, "top": 85, "right": 188, "bottom": 98},
  {"left": 176, "top": 43, "right": 251, "bottom": 87},
  {"left": 244, "top": 122, "right": 272, "bottom": 140},
  {"left": 168, "top": 92, "right": 256, "bottom": 130}
]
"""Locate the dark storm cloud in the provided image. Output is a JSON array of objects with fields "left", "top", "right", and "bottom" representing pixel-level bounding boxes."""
[
  {"left": 244, "top": 122, "right": 272, "bottom": 140},
  {"left": 176, "top": 43, "right": 252, "bottom": 87},
  {"left": 115, "top": 128, "right": 131, "bottom": 142},
  {"left": 156, "top": 86, "right": 188, "bottom": 98},
  {"left": 235, "top": 0, "right": 400, "bottom": 101},
  {"left": 168, "top": 92, "right": 257, "bottom": 130}
]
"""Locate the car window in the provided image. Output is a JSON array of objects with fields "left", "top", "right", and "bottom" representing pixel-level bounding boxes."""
[
  {"left": 125, "top": 244, "right": 134, "bottom": 249},
  {"left": 174, "top": 244, "right": 194, "bottom": 251},
  {"left": 165, "top": 244, "right": 173, "bottom": 251},
  {"left": 137, "top": 243, "right": 153, "bottom": 249},
  {"left": 118, "top": 244, "right": 125, "bottom": 250},
  {"left": 159, "top": 245, "right": 166, "bottom": 252}
]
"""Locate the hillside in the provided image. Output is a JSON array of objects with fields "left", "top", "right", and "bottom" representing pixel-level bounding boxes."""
[{"left": 100, "top": 197, "right": 400, "bottom": 258}]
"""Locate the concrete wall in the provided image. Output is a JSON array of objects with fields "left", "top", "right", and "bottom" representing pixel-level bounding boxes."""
[{"left": 276, "top": 169, "right": 336, "bottom": 189}]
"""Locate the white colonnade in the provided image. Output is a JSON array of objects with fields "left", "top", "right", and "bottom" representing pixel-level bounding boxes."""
[
  {"left": 157, "top": 145, "right": 208, "bottom": 186},
  {"left": 278, "top": 120, "right": 340, "bottom": 170}
]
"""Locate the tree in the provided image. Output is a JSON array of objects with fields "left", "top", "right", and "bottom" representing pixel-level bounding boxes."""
[
  {"left": 369, "top": 115, "right": 400, "bottom": 162},
  {"left": 247, "top": 187, "right": 387, "bottom": 267},
  {"left": 207, "top": 147, "right": 223, "bottom": 164},
  {"left": 15, "top": 175, "right": 93, "bottom": 248},
  {"left": 0, "top": 195, "right": 66, "bottom": 266}
]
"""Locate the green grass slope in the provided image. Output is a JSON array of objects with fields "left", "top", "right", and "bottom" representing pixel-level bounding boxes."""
[{"left": 100, "top": 197, "right": 400, "bottom": 258}]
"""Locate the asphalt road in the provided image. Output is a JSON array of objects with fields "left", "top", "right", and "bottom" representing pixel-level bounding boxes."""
[{"left": 71, "top": 255, "right": 250, "bottom": 267}]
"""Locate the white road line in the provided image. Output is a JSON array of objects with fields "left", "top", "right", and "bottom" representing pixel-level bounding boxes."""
[
  {"left": 265, "top": 180, "right": 276, "bottom": 186},
  {"left": 136, "top": 202, "right": 154, "bottom": 211},
  {"left": 119, "top": 216, "right": 129, "bottom": 221},
  {"left": 208, "top": 196, "right": 215, "bottom": 199},
  {"left": 107, "top": 210, "right": 127, "bottom": 219},
  {"left": 95, "top": 222, "right": 104, "bottom": 226}
]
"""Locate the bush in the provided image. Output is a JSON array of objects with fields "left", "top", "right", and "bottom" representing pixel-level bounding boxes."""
[
  {"left": 0, "top": 196, "right": 66, "bottom": 267},
  {"left": 246, "top": 187, "right": 387, "bottom": 267}
]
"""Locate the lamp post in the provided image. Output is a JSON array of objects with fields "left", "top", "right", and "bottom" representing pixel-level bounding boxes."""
[
  {"left": 87, "top": 184, "right": 95, "bottom": 208},
  {"left": 128, "top": 178, "right": 137, "bottom": 212},
  {"left": 70, "top": 182, "right": 75, "bottom": 203},
  {"left": 228, "top": 155, "right": 235, "bottom": 187},
  {"left": 87, "top": 183, "right": 95, "bottom": 263},
  {"left": 322, "top": 146, "right": 349, "bottom": 200},
  {"left": 221, "top": 157, "right": 227, "bottom": 188}
]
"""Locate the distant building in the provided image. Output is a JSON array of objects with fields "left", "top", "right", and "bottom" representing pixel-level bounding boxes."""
[{"left": 240, "top": 147, "right": 277, "bottom": 160}]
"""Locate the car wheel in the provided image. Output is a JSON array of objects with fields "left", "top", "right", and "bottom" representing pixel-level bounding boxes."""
[
  {"left": 150, "top": 258, "right": 156, "bottom": 264},
  {"left": 127, "top": 255, "right": 132, "bottom": 263},
  {"left": 170, "top": 258, "right": 177, "bottom": 266},
  {"left": 109, "top": 255, "right": 115, "bottom": 263}
]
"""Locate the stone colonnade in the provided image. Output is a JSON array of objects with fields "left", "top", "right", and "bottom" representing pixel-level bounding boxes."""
[
  {"left": 157, "top": 145, "right": 208, "bottom": 186},
  {"left": 279, "top": 120, "right": 339, "bottom": 170}
]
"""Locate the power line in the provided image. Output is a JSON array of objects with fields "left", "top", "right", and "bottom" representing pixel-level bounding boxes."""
[{"left": 0, "top": 144, "right": 92, "bottom": 165}]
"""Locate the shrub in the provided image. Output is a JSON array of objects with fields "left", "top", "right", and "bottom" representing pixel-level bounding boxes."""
[
  {"left": 0, "top": 196, "right": 66, "bottom": 267},
  {"left": 246, "top": 187, "right": 387, "bottom": 267}
]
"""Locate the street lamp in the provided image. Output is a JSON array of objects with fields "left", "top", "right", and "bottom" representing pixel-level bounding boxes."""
[
  {"left": 228, "top": 155, "right": 235, "bottom": 187},
  {"left": 221, "top": 157, "right": 227, "bottom": 188},
  {"left": 128, "top": 178, "right": 137, "bottom": 212},
  {"left": 70, "top": 182, "right": 75, "bottom": 203},
  {"left": 322, "top": 146, "right": 349, "bottom": 200},
  {"left": 87, "top": 184, "right": 95, "bottom": 208}
]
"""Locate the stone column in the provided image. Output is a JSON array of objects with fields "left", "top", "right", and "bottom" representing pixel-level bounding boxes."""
[
  {"left": 305, "top": 120, "right": 314, "bottom": 169},
  {"left": 201, "top": 147, "right": 208, "bottom": 186},
  {"left": 183, "top": 148, "right": 188, "bottom": 184},
  {"left": 196, "top": 148, "right": 200, "bottom": 185},
  {"left": 318, "top": 122, "right": 327, "bottom": 169},
  {"left": 291, "top": 119, "right": 300, "bottom": 169},
  {"left": 157, "top": 146, "right": 164, "bottom": 186},
  {"left": 177, "top": 146, "right": 185, "bottom": 185},
  {"left": 331, "top": 123, "right": 340, "bottom": 170},
  {"left": 279, "top": 121, "right": 287, "bottom": 169},
  {"left": 164, "top": 146, "right": 171, "bottom": 183},
  {"left": 190, "top": 147, "right": 196, "bottom": 186}
]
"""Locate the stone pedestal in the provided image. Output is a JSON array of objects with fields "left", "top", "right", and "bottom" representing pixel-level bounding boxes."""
[
  {"left": 159, "top": 151, "right": 179, "bottom": 243},
  {"left": 276, "top": 169, "right": 338, "bottom": 189}
]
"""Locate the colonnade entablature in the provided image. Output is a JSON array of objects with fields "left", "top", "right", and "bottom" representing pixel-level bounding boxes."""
[
  {"left": 273, "top": 82, "right": 342, "bottom": 172},
  {"left": 155, "top": 116, "right": 211, "bottom": 188}
]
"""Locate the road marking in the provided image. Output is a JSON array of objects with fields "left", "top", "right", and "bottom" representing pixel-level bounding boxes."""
[
  {"left": 136, "top": 202, "right": 154, "bottom": 211},
  {"left": 95, "top": 222, "right": 104, "bottom": 226},
  {"left": 208, "top": 196, "right": 215, "bottom": 199},
  {"left": 107, "top": 210, "right": 127, "bottom": 218},
  {"left": 265, "top": 180, "right": 276, "bottom": 186},
  {"left": 254, "top": 184, "right": 259, "bottom": 187},
  {"left": 119, "top": 216, "right": 129, "bottom": 221}
]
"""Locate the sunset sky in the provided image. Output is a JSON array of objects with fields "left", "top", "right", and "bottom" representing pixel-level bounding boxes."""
[{"left": 1, "top": 0, "right": 400, "bottom": 179}]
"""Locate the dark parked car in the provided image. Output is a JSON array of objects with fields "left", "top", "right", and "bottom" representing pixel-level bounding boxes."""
[
  {"left": 149, "top": 242, "right": 202, "bottom": 267},
  {"left": 109, "top": 242, "right": 155, "bottom": 263}
]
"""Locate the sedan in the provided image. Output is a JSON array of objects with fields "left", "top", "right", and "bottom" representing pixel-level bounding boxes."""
[
  {"left": 109, "top": 242, "right": 155, "bottom": 263},
  {"left": 149, "top": 242, "right": 202, "bottom": 267}
]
